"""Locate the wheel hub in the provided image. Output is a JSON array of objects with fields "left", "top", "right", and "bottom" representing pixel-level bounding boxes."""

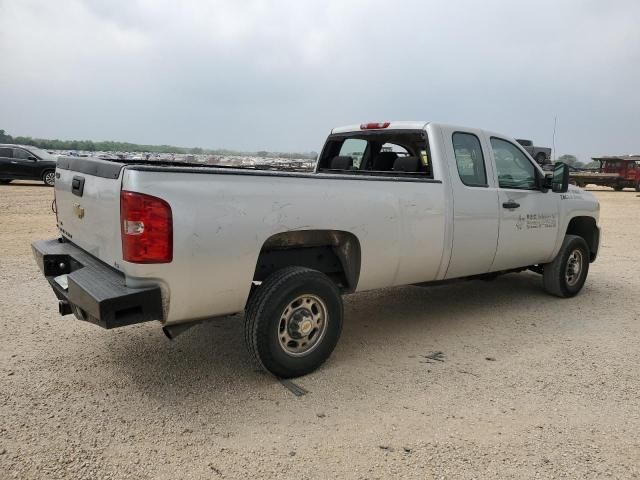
[
  {"left": 288, "top": 309, "right": 314, "bottom": 338},
  {"left": 565, "top": 249, "right": 583, "bottom": 287},
  {"left": 278, "top": 295, "right": 328, "bottom": 357}
]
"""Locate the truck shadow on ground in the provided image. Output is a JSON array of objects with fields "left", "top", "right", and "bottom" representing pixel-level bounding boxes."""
[
  {"left": 2, "top": 181, "right": 50, "bottom": 187},
  {"left": 103, "top": 271, "right": 580, "bottom": 400}
]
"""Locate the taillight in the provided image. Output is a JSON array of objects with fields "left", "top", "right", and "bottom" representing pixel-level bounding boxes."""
[
  {"left": 120, "top": 191, "right": 173, "bottom": 263},
  {"left": 360, "top": 122, "right": 390, "bottom": 130}
]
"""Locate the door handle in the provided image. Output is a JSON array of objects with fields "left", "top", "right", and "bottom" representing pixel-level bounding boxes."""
[
  {"left": 502, "top": 201, "right": 520, "bottom": 209},
  {"left": 72, "top": 175, "right": 85, "bottom": 197}
]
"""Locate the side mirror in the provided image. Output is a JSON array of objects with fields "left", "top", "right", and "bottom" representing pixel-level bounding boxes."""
[
  {"left": 552, "top": 162, "right": 569, "bottom": 193},
  {"left": 28, "top": 156, "right": 37, "bottom": 161},
  {"left": 537, "top": 169, "right": 549, "bottom": 192}
]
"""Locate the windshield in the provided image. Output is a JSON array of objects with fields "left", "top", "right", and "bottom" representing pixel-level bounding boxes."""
[{"left": 27, "top": 146, "right": 57, "bottom": 160}]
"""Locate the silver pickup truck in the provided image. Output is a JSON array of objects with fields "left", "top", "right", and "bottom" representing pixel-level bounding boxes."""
[
  {"left": 516, "top": 139, "right": 552, "bottom": 165},
  {"left": 32, "top": 121, "right": 600, "bottom": 378}
]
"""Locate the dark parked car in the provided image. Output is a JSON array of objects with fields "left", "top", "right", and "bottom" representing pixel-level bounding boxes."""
[{"left": 0, "top": 144, "right": 58, "bottom": 186}]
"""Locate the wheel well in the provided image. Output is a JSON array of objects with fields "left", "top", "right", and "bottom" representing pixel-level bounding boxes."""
[
  {"left": 254, "top": 230, "right": 361, "bottom": 292},
  {"left": 566, "top": 216, "right": 599, "bottom": 261}
]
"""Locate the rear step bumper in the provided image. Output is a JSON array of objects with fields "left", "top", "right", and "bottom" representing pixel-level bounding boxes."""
[{"left": 32, "top": 238, "right": 163, "bottom": 329}]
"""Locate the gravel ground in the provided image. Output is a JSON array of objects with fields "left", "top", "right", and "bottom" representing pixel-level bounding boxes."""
[{"left": 1, "top": 181, "right": 639, "bottom": 479}]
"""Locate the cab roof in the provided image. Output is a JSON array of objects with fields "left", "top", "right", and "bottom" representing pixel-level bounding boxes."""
[
  {"left": 329, "top": 121, "right": 529, "bottom": 147},
  {"left": 0, "top": 144, "right": 37, "bottom": 149},
  {"left": 331, "top": 121, "right": 429, "bottom": 134}
]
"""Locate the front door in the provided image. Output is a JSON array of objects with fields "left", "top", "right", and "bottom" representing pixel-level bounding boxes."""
[
  {"left": 444, "top": 128, "right": 500, "bottom": 279},
  {"left": 12, "top": 148, "right": 40, "bottom": 179},
  {"left": 489, "top": 137, "right": 560, "bottom": 271}
]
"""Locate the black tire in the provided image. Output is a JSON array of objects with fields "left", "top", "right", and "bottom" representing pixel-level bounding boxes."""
[
  {"left": 0, "top": 179, "right": 12, "bottom": 185},
  {"left": 635, "top": 182, "right": 640, "bottom": 192},
  {"left": 613, "top": 185, "right": 624, "bottom": 191},
  {"left": 244, "top": 267, "right": 343, "bottom": 378},
  {"left": 42, "top": 170, "right": 56, "bottom": 187},
  {"left": 535, "top": 153, "right": 547, "bottom": 164},
  {"left": 542, "top": 235, "right": 589, "bottom": 298}
]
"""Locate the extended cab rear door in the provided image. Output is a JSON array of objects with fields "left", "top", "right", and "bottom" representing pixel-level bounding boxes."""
[
  {"left": 441, "top": 126, "right": 500, "bottom": 279},
  {"left": 488, "top": 136, "right": 560, "bottom": 271}
]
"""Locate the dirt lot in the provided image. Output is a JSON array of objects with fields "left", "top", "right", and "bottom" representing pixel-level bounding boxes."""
[{"left": 1, "top": 181, "right": 639, "bottom": 479}]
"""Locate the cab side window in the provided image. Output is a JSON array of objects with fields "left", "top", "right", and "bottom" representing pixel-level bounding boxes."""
[
  {"left": 13, "top": 149, "right": 32, "bottom": 160},
  {"left": 490, "top": 137, "right": 537, "bottom": 190},
  {"left": 452, "top": 132, "right": 487, "bottom": 187},
  {"left": 0, "top": 148, "right": 13, "bottom": 159}
]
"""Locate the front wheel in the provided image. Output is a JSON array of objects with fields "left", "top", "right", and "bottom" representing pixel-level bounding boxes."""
[
  {"left": 244, "top": 267, "right": 343, "bottom": 378},
  {"left": 42, "top": 170, "right": 55, "bottom": 187},
  {"left": 542, "top": 235, "right": 589, "bottom": 298}
]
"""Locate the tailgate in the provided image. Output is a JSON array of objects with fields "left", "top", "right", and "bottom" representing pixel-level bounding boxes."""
[{"left": 55, "top": 157, "right": 124, "bottom": 270}]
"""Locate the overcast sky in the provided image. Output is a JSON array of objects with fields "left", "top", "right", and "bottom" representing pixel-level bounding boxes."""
[{"left": 1, "top": 0, "right": 639, "bottom": 159}]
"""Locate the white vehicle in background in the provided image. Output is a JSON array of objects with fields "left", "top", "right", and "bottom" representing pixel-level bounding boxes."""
[
  {"left": 33, "top": 121, "right": 600, "bottom": 378},
  {"left": 516, "top": 139, "right": 552, "bottom": 165}
]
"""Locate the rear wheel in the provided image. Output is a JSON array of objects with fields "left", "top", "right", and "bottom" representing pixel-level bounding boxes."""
[
  {"left": 0, "top": 179, "right": 12, "bottom": 185},
  {"left": 42, "top": 170, "right": 55, "bottom": 187},
  {"left": 635, "top": 182, "right": 640, "bottom": 192},
  {"left": 613, "top": 185, "right": 624, "bottom": 191},
  {"left": 244, "top": 267, "right": 343, "bottom": 378},
  {"left": 542, "top": 235, "right": 589, "bottom": 298},
  {"left": 535, "top": 152, "right": 547, "bottom": 164}
]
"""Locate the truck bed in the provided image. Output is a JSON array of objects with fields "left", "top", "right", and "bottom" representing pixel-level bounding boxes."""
[
  {"left": 58, "top": 155, "right": 315, "bottom": 174},
  {"left": 53, "top": 155, "right": 447, "bottom": 324}
]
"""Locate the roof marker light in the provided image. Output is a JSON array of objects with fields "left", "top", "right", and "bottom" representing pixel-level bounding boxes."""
[{"left": 360, "top": 122, "right": 390, "bottom": 130}]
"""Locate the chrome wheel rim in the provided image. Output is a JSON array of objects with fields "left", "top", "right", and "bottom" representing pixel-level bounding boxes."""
[
  {"left": 565, "top": 249, "right": 583, "bottom": 287},
  {"left": 44, "top": 171, "right": 55, "bottom": 185},
  {"left": 278, "top": 294, "right": 328, "bottom": 357}
]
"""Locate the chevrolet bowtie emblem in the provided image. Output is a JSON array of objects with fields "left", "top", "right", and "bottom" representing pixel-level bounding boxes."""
[{"left": 73, "top": 203, "right": 85, "bottom": 219}]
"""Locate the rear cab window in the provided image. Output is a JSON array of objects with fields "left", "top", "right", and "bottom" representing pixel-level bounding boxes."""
[
  {"left": 338, "top": 139, "right": 367, "bottom": 169},
  {"left": 318, "top": 130, "right": 432, "bottom": 178}
]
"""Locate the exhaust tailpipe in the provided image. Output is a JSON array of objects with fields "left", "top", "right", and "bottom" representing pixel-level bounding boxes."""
[{"left": 162, "top": 322, "right": 197, "bottom": 340}]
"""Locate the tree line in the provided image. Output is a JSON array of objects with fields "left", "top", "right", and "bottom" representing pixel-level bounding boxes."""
[{"left": 0, "top": 129, "right": 317, "bottom": 159}]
